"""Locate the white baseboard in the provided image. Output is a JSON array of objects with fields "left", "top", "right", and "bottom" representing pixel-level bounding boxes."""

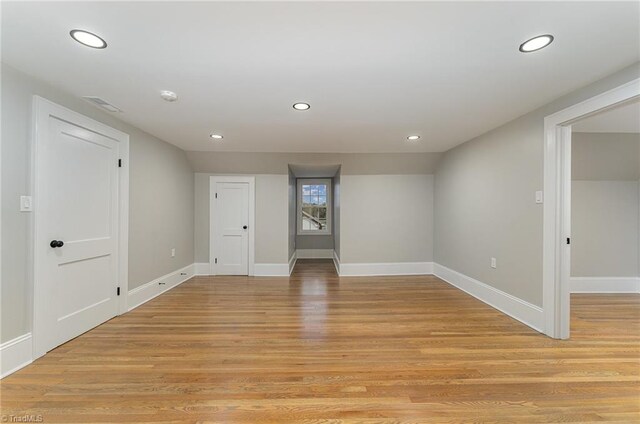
[
  {"left": 289, "top": 252, "right": 297, "bottom": 275},
  {"left": 571, "top": 277, "right": 640, "bottom": 293},
  {"left": 433, "top": 263, "right": 544, "bottom": 333},
  {"left": 333, "top": 251, "right": 341, "bottom": 275},
  {"left": 128, "top": 263, "right": 195, "bottom": 311},
  {"left": 195, "top": 262, "right": 210, "bottom": 275},
  {"left": 296, "top": 249, "right": 334, "bottom": 259},
  {"left": 1, "top": 333, "right": 32, "bottom": 379},
  {"left": 254, "top": 263, "right": 290, "bottom": 277},
  {"left": 339, "top": 261, "right": 433, "bottom": 276}
]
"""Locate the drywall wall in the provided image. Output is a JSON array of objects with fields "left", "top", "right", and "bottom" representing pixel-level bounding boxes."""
[
  {"left": 288, "top": 167, "right": 296, "bottom": 259},
  {"left": 192, "top": 156, "right": 435, "bottom": 267},
  {"left": 341, "top": 174, "right": 434, "bottom": 263},
  {"left": 571, "top": 132, "right": 640, "bottom": 277},
  {"left": 334, "top": 170, "right": 341, "bottom": 258},
  {"left": 434, "top": 62, "right": 640, "bottom": 307},
  {"left": 194, "top": 173, "right": 289, "bottom": 264},
  {"left": 1, "top": 63, "right": 194, "bottom": 343},
  {"left": 187, "top": 152, "right": 441, "bottom": 175}
]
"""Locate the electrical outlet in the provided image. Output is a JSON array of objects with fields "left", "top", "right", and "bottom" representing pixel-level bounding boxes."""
[
  {"left": 171, "top": 248, "right": 176, "bottom": 258},
  {"left": 491, "top": 257, "right": 497, "bottom": 269}
]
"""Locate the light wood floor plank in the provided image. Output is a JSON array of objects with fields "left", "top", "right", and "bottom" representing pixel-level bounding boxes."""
[{"left": 1, "top": 259, "right": 638, "bottom": 423}]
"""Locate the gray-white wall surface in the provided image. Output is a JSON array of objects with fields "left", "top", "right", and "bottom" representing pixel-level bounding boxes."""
[
  {"left": 194, "top": 173, "right": 289, "bottom": 264},
  {"left": 341, "top": 175, "right": 434, "bottom": 264},
  {"left": 1, "top": 63, "right": 195, "bottom": 343},
  {"left": 434, "top": 62, "right": 640, "bottom": 307},
  {"left": 571, "top": 132, "right": 640, "bottom": 278},
  {"left": 333, "top": 170, "right": 341, "bottom": 258},
  {"left": 288, "top": 167, "right": 296, "bottom": 259},
  {"left": 191, "top": 155, "right": 436, "bottom": 267}
]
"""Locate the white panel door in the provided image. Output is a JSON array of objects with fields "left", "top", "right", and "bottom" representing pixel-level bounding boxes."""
[
  {"left": 39, "top": 116, "right": 120, "bottom": 352},
  {"left": 214, "top": 182, "right": 249, "bottom": 275}
]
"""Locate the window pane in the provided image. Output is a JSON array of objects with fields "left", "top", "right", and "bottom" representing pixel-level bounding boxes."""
[
  {"left": 318, "top": 195, "right": 327, "bottom": 206},
  {"left": 311, "top": 185, "right": 319, "bottom": 195},
  {"left": 303, "top": 195, "right": 313, "bottom": 205},
  {"left": 318, "top": 185, "right": 327, "bottom": 195},
  {"left": 302, "top": 185, "right": 311, "bottom": 195},
  {"left": 318, "top": 219, "right": 327, "bottom": 230},
  {"left": 318, "top": 207, "right": 327, "bottom": 219}
]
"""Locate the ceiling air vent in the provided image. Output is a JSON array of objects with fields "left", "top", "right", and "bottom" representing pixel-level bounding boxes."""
[{"left": 82, "top": 96, "right": 122, "bottom": 113}]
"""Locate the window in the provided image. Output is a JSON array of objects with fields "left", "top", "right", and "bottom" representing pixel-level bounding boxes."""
[{"left": 297, "top": 179, "right": 332, "bottom": 235}]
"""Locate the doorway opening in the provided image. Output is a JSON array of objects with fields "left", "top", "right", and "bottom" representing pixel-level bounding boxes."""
[{"left": 543, "top": 79, "right": 640, "bottom": 339}]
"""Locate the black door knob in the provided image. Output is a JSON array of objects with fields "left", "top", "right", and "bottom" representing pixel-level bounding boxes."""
[
  {"left": 243, "top": 225, "right": 248, "bottom": 230},
  {"left": 50, "top": 240, "right": 64, "bottom": 248}
]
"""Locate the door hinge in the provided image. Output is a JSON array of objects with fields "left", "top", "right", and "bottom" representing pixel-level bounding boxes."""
[
  {"left": 567, "top": 237, "right": 571, "bottom": 245},
  {"left": 118, "top": 159, "right": 122, "bottom": 168},
  {"left": 215, "top": 258, "right": 218, "bottom": 264},
  {"left": 117, "top": 286, "right": 121, "bottom": 296}
]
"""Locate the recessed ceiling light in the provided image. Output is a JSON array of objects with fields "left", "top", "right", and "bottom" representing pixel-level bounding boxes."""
[
  {"left": 70, "top": 29, "right": 107, "bottom": 49},
  {"left": 407, "top": 135, "right": 421, "bottom": 141},
  {"left": 293, "top": 102, "right": 310, "bottom": 110},
  {"left": 519, "top": 34, "right": 554, "bottom": 53},
  {"left": 160, "top": 90, "right": 178, "bottom": 102},
  {"left": 209, "top": 134, "right": 223, "bottom": 140}
]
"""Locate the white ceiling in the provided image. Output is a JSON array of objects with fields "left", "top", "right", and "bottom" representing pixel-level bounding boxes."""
[
  {"left": 573, "top": 100, "right": 640, "bottom": 134},
  {"left": 2, "top": 1, "right": 639, "bottom": 153}
]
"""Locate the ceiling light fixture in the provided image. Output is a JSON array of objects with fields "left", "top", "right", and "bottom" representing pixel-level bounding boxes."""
[
  {"left": 519, "top": 34, "right": 554, "bottom": 53},
  {"left": 209, "top": 134, "right": 223, "bottom": 140},
  {"left": 407, "top": 135, "right": 421, "bottom": 141},
  {"left": 293, "top": 102, "right": 310, "bottom": 110},
  {"left": 160, "top": 90, "right": 178, "bottom": 102},
  {"left": 70, "top": 29, "right": 107, "bottom": 49}
]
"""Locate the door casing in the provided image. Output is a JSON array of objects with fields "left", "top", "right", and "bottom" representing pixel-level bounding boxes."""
[
  {"left": 32, "top": 96, "right": 129, "bottom": 359},
  {"left": 209, "top": 176, "right": 255, "bottom": 276}
]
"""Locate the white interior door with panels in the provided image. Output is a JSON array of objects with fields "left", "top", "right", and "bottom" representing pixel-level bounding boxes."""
[
  {"left": 210, "top": 176, "right": 255, "bottom": 275},
  {"left": 33, "top": 96, "right": 129, "bottom": 358}
]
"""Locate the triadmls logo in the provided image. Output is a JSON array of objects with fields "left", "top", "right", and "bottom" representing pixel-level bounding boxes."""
[{"left": 1, "top": 415, "right": 44, "bottom": 423}]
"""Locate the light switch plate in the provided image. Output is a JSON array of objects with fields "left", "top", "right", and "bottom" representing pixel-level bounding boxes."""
[
  {"left": 171, "top": 248, "right": 176, "bottom": 258},
  {"left": 535, "top": 191, "right": 543, "bottom": 204},
  {"left": 20, "top": 195, "right": 33, "bottom": 212},
  {"left": 491, "top": 257, "right": 497, "bottom": 269}
]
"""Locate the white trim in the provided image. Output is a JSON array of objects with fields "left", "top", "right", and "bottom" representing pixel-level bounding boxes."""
[
  {"left": 0, "top": 334, "right": 33, "bottom": 379},
  {"left": 209, "top": 176, "right": 255, "bottom": 276},
  {"left": 296, "top": 248, "right": 334, "bottom": 259},
  {"left": 339, "top": 261, "right": 433, "bottom": 276},
  {"left": 297, "top": 178, "right": 332, "bottom": 236},
  {"left": 254, "top": 263, "right": 290, "bottom": 277},
  {"left": 32, "top": 96, "right": 130, "bottom": 359},
  {"left": 333, "top": 251, "right": 341, "bottom": 275},
  {"left": 543, "top": 78, "right": 640, "bottom": 339},
  {"left": 571, "top": 277, "right": 640, "bottom": 293},
  {"left": 434, "top": 264, "right": 544, "bottom": 333},
  {"left": 194, "top": 262, "right": 211, "bottom": 276},
  {"left": 289, "top": 251, "right": 297, "bottom": 275},
  {"left": 127, "top": 264, "right": 195, "bottom": 311}
]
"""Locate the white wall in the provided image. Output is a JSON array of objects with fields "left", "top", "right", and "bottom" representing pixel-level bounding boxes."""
[
  {"left": 434, "top": 62, "right": 640, "bottom": 307},
  {"left": 341, "top": 175, "right": 434, "bottom": 263},
  {"left": 1, "top": 63, "right": 195, "bottom": 344},
  {"left": 571, "top": 132, "right": 640, "bottom": 278},
  {"left": 194, "top": 173, "right": 289, "bottom": 265},
  {"left": 191, "top": 153, "right": 438, "bottom": 268}
]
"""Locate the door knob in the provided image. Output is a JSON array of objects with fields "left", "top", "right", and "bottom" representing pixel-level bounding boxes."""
[
  {"left": 242, "top": 225, "right": 248, "bottom": 230},
  {"left": 50, "top": 240, "right": 64, "bottom": 248}
]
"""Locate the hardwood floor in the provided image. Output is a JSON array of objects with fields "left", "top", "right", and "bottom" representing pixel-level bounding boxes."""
[{"left": 2, "top": 259, "right": 639, "bottom": 423}]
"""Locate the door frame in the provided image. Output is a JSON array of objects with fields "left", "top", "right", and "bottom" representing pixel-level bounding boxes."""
[
  {"left": 31, "top": 96, "right": 130, "bottom": 358},
  {"left": 209, "top": 176, "right": 255, "bottom": 276},
  {"left": 542, "top": 79, "right": 639, "bottom": 339}
]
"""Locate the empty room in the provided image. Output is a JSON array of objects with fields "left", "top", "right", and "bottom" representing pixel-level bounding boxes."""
[{"left": 1, "top": 1, "right": 639, "bottom": 422}]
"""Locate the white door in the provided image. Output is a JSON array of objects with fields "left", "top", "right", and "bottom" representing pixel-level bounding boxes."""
[
  {"left": 34, "top": 98, "right": 127, "bottom": 357},
  {"left": 213, "top": 182, "right": 250, "bottom": 275}
]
